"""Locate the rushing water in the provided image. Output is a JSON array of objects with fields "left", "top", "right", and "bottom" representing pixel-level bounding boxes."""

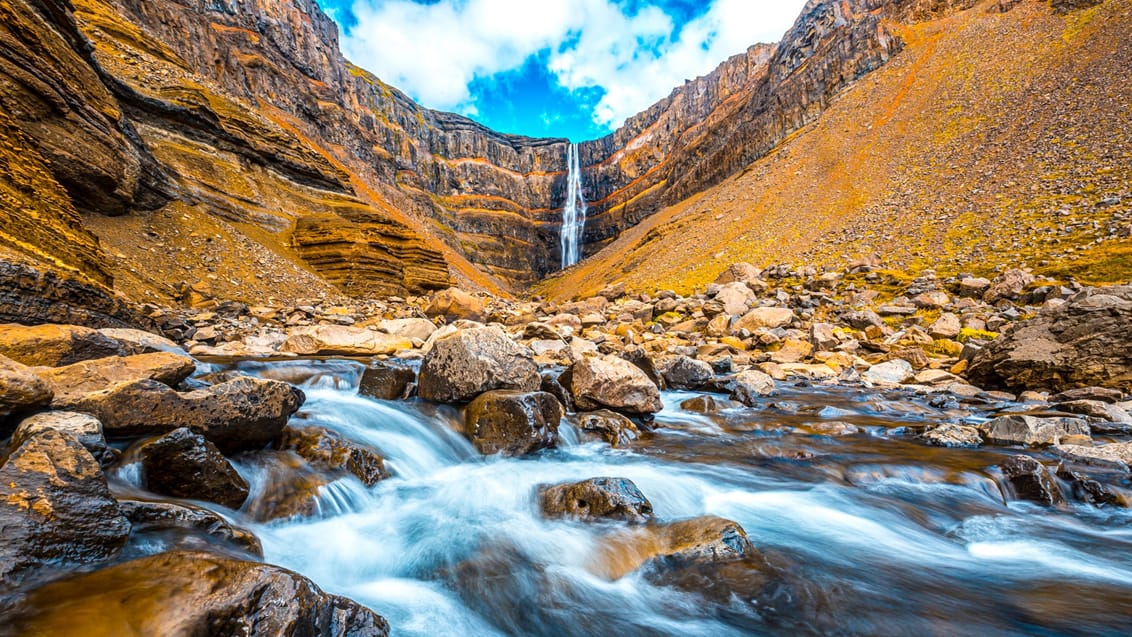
[
  {"left": 114, "top": 360, "right": 1132, "bottom": 635},
  {"left": 561, "top": 143, "right": 587, "bottom": 269}
]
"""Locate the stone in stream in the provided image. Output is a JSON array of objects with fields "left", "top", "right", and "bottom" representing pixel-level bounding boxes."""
[
  {"left": 680, "top": 395, "right": 731, "bottom": 414},
  {"left": 358, "top": 360, "right": 416, "bottom": 400},
  {"left": 139, "top": 428, "right": 250, "bottom": 509},
  {"left": 967, "top": 286, "right": 1132, "bottom": 392},
  {"left": 418, "top": 326, "right": 540, "bottom": 404},
  {"left": 862, "top": 359, "right": 914, "bottom": 385},
  {"left": 276, "top": 425, "right": 389, "bottom": 486},
  {"left": 1, "top": 551, "right": 389, "bottom": 636},
  {"left": 978, "top": 415, "right": 1090, "bottom": 447},
  {"left": 238, "top": 450, "right": 334, "bottom": 523},
  {"left": 574, "top": 410, "right": 640, "bottom": 448},
  {"left": 1054, "top": 466, "right": 1122, "bottom": 507},
  {"left": 0, "top": 323, "right": 130, "bottom": 367},
  {"left": 730, "top": 369, "right": 777, "bottom": 406},
  {"left": 34, "top": 351, "right": 196, "bottom": 404},
  {"left": 0, "top": 430, "right": 130, "bottom": 588},
  {"left": 0, "top": 354, "right": 53, "bottom": 426},
  {"left": 569, "top": 354, "right": 662, "bottom": 416},
  {"left": 118, "top": 500, "right": 263, "bottom": 557},
  {"left": 58, "top": 377, "right": 305, "bottom": 454},
  {"left": 539, "top": 371, "right": 575, "bottom": 413},
  {"left": 921, "top": 423, "right": 983, "bottom": 448},
  {"left": 593, "top": 516, "right": 761, "bottom": 582},
  {"left": 658, "top": 355, "right": 713, "bottom": 390},
  {"left": 1053, "top": 442, "right": 1132, "bottom": 472},
  {"left": 1000, "top": 455, "right": 1063, "bottom": 506},
  {"left": 538, "top": 477, "right": 654, "bottom": 524},
  {"left": 1054, "top": 400, "right": 1132, "bottom": 425},
  {"left": 280, "top": 324, "right": 413, "bottom": 356},
  {"left": 464, "top": 390, "right": 562, "bottom": 456},
  {"left": 12, "top": 411, "right": 115, "bottom": 465}
]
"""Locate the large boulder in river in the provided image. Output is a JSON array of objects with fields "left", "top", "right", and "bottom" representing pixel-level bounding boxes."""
[
  {"left": 1, "top": 551, "right": 389, "bottom": 636},
  {"left": 978, "top": 415, "right": 1090, "bottom": 447},
  {"left": 280, "top": 325, "right": 413, "bottom": 356},
  {"left": 538, "top": 477, "right": 654, "bottom": 524},
  {"left": 658, "top": 355, "right": 713, "bottom": 390},
  {"left": 0, "top": 354, "right": 52, "bottom": 423},
  {"left": 358, "top": 360, "right": 416, "bottom": 400},
  {"left": 0, "top": 323, "right": 129, "bottom": 367},
  {"left": 12, "top": 411, "right": 113, "bottom": 464},
  {"left": 1000, "top": 455, "right": 1063, "bottom": 506},
  {"left": 0, "top": 430, "right": 129, "bottom": 587},
  {"left": 418, "top": 326, "right": 540, "bottom": 404},
  {"left": 138, "top": 428, "right": 250, "bottom": 509},
  {"left": 570, "top": 354, "right": 662, "bottom": 415},
  {"left": 730, "top": 369, "right": 777, "bottom": 406},
  {"left": 464, "top": 390, "right": 562, "bottom": 456},
  {"left": 35, "top": 351, "right": 196, "bottom": 404},
  {"left": 59, "top": 377, "right": 304, "bottom": 454},
  {"left": 277, "top": 425, "right": 389, "bottom": 486},
  {"left": 967, "top": 286, "right": 1132, "bottom": 392}
]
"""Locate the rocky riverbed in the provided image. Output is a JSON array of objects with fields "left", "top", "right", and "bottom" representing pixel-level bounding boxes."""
[{"left": 2, "top": 261, "right": 1132, "bottom": 635}]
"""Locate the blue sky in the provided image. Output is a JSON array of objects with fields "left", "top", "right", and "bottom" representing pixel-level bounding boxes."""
[{"left": 318, "top": 0, "right": 807, "bottom": 141}]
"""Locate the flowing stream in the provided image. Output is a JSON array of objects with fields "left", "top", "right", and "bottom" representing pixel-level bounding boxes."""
[
  {"left": 561, "top": 143, "right": 587, "bottom": 269},
  {"left": 127, "top": 361, "right": 1132, "bottom": 635}
]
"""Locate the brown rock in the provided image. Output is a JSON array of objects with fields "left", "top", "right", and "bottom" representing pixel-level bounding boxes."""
[
  {"left": 139, "top": 428, "right": 250, "bottom": 509},
  {"left": 358, "top": 360, "right": 416, "bottom": 401},
  {"left": 118, "top": 500, "right": 263, "bottom": 557},
  {"left": 35, "top": 352, "right": 196, "bottom": 404},
  {"left": 424, "top": 288, "right": 486, "bottom": 322},
  {"left": 0, "top": 430, "right": 129, "bottom": 587},
  {"left": 978, "top": 415, "right": 1090, "bottom": 447},
  {"left": 658, "top": 355, "right": 714, "bottom": 390},
  {"left": 730, "top": 369, "right": 777, "bottom": 406},
  {"left": 0, "top": 354, "right": 52, "bottom": 423},
  {"left": 1001, "top": 455, "right": 1063, "bottom": 506},
  {"left": 570, "top": 354, "right": 662, "bottom": 416},
  {"left": 418, "top": 327, "right": 540, "bottom": 404},
  {"left": 733, "top": 307, "right": 795, "bottom": 332},
  {"left": 0, "top": 323, "right": 128, "bottom": 367},
  {"left": 464, "top": 391, "right": 562, "bottom": 456},
  {"left": 277, "top": 425, "right": 389, "bottom": 486},
  {"left": 1, "top": 551, "right": 389, "bottom": 636},
  {"left": 280, "top": 325, "right": 413, "bottom": 356},
  {"left": 574, "top": 410, "right": 640, "bottom": 448},
  {"left": 12, "top": 411, "right": 112, "bottom": 464},
  {"left": 538, "top": 478, "right": 654, "bottom": 524},
  {"left": 60, "top": 377, "right": 305, "bottom": 454}
]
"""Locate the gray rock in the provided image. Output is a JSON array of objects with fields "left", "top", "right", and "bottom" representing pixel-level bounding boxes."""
[
  {"left": 979, "top": 415, "right": 1090, "bottom": 446},
  {"left": 538, "top": 477, "right": 654, "bottom": 524},
  {"left": 730, "top": 369, "right": 776, "bottom": 406},
  {"left": 418, "top": 327, "right": 540, "bottom": 404},
  {"left": 464, "top": 391, "right": 562, "bottom": 456},
  {"left": 922, "top": 423, "right": 982, "bottom": 448},
  {"left": 1001, "top": 455, "right": 1063, "bottom": 506},
  {"left": 570, "top": 354, "right": 662, "bottom": 415}
]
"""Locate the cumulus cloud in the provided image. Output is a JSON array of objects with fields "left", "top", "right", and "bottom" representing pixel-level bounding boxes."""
[{"left": 338, "top": 0, "right": 807, "bottom": 129}]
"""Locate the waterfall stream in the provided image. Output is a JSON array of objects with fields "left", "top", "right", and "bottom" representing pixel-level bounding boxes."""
[{"left": 561, "top": 143, "right": 587, "bottom": 269}]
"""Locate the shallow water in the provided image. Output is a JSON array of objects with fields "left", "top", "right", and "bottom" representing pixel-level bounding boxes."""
[{"left": 135, "top": 361, "right": 1132, "bottom": 634}]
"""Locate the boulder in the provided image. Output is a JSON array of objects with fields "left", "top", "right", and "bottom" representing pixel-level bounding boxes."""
[
  {"left": 464, "top": 391, "right": 562, "bottom": 456},
  {"left": 862, "top": 359, "right": 914, "bottom": 385},
  {"left": 376, "top": 317, "right": 437, "bottom": 341},
  {"left": 358, "top": 361, "right": 416, "bottom": 400},
  {"left": 418, "top": 327, "right": 540, "bottom": 404},
  {"left": 0, "top": 431, "right": 129, "bottom": 587},
  {"left": 1, "top": 551, "right": 389, "bottom": 636},
  {"left": 570, "top": 354, "right": 662, "bottom": 415},
  {"left": 929, "top": 313, "right": 962, "bottom": 339},
  {"left": 1000, "top": 455, "right": 1063, "bottom": 506},
  {"left": 620, "top": 346, "right": 665, "bottom": 389},
  {"left": 280, "top": 325, "right": 412, "bottom": 356},
  {"left": 0, "top": 323, "right": 128, "bottom": 367},
  {"left": 277, "top": 425, "right": 389, "bottom": 486},
  {"left": 0, "top": 354, "right": 52, "bottom": 422},
  {"left": 538, "top": 478, "right": 654, "bottom": 524},
  {"left": 1055, "top": 400, "right": 1132, "bottom": 425},
  {"left": 1051, "top": 386, "right": 1125, "bottom": 403},
  {"left": 733, "top": 307, "right": 794, "bottom": 332},
  {"left": 978, "top": 415, "right": 1090, "bottom": 447},
  {"left": 424, "top": 288, "right": 485, "bottom": 322},
  {"left": 658, "top": 355, "right": 713, "bottom": 390},
  {"left": 574, "top": 410, "right": 640, "bottom": 448},
  {"left": 35, "top": 352, "right": 196, "bottom": 404},
  {"left": 97, "top": 328, "right": 185, "bottom": 355},
  {"left": 594, "top": 516, "right": 758, "bottom": 581},
  {"left": 12, "top": 411, "right": 112, "bottom": 463},
  {"left": 139, "top": 428, "right": 250, "bottom": 509},
  {"left": 118, "top": 500, "right": 262, "bottom": 557},
  {"left": 984, "top": 268, "right": 1036, "bottom": 303},
  {"left": 1053, "top": 442, "right": 1132, "bottom": 472},
  {"left": 730, "top": 369, "right": 776, "bottom": 406},
  {"left": 60, "top": 377, "right": 304, "bottom": 454},
  {"left": 713, "top": 263, "right": 763, "bottom": 287},
  {"left": 967, "top": 286, "right": 1132, "bottom": 392},
  {"left": 921, "top": 423, "right": 982, "bottom": 448},
  {"left": 239, "top": 451, "right": 331, "bottom": 523},
  {"left": 712, "top": 282, "right": 756, "bottom": 316},
  {"left": 1054, "top": 466, "right": 1121, "bottom": 506},
  {"left": 958, "top": 277, "right": 992, "bottom": 298}
]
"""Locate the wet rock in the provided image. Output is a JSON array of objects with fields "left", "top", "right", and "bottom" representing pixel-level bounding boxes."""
[
  {"left": 60, "top": 377, "right": 304, "bottom": 454},
  {"left": 574, "top": 410, "right": 640, "bottom": 447},
  {"left": 12, "top": 411, "right": 112, "bottom": 464},
  {"left": 280, "top": 324, "right": 413, "bottom": 356},
  {"left": 1054, "top": 466, "right": 1121, "bottom": 506},
  {"left": 979, "top": 415, "right": 1090, "bottom": 447},
  {"left": 730, "top": 369, "right": 777, "bottom": 405},
  {"left": 418, "top": 326, "right": 540, "bottom": 404},
  {"left": 539, "top": 372, "right": 575, "bottom": 413},
  {"left": 239, "top": 451, "right": 332, "bottom": 522},
  {"left": 922, "top": 423, "right": 982, "bottom": 448},
  {"left": 538, "top": 478, "right": 654, "bottom": 524},
  {"left": 862, "top": 359, "right": 914, "bottom": 385},
  {"left": 118, "top": 500, "right": 263, "bottom": 557},
  {"left": 277, "top": 425, "right": 389, "bottom": 486},
  {"left": 424, "top": 288, "right": 485, "bottom": 322},
  {"left": 1001, "top": 455, "right": 1063, "bottom": 506},
  {"left": 1, "top": 551, "right": 389, "bottom": 636},
  {"left": 733, "top": 307, "right": 795, "bottom": 332},
  {"left": 596, "top": 516, "right": 758, "bottom": 582},
  {"left": 0, "top": 323, "right": 128, "bottom": 367},
  {"left": 358, "top": 360, "right": 416, "bottom": 400},
  {"left": 967, "top": 286, "right": 1132, "bottom": 392},
  {"left": 658, "top": 355, "right": 713, "bottom": 390},
  {"left": 35, "top": 352, "right": 196, "bottom": 404},
  {"left": 464, "top": 390, "right": 562, "bottom": 456},
  {"left": 1054, "top": 400, "right": 1132, "bottom": 424},
  {"left": 1051, "top": 387, "right": 1125, "bottom": 404},
  {"left": 1053, "top": 442, "right": 1132, "bottom": 472},
  {"left": 570, "top": 354, "right": 662, "bottom": 415},
  {"left": 680, "top": 395, "right": 730, "bottom": 413},
  {"left": 0, "top": 354, "right": 53, "bottom": 424},
  {"left": 139, "top": 428, "right": 250, "bottom": 509},
  {"left": 0, "top": 430, "right": 129, "bottom": 587}
]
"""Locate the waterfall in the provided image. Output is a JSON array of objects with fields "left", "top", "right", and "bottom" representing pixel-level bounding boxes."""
[{"left": 560, "top": 143, "right": 587, "bottom": 269}]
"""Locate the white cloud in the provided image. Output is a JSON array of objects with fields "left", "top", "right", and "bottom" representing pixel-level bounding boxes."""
[{"left": 339, "top": 0, "right": 807, "bottom": 131}]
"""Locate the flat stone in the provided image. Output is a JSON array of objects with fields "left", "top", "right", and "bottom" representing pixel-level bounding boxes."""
[
  {"left": 979, "top": 415, "right": 1090, "bottom": 447},
  {"left": 35, "top": 352, "right": 196, "bottom": 404}
]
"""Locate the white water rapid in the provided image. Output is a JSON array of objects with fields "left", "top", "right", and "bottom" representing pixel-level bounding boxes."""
[{"left": 560, "top": 142, "right": 587, "bottom": 269}]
